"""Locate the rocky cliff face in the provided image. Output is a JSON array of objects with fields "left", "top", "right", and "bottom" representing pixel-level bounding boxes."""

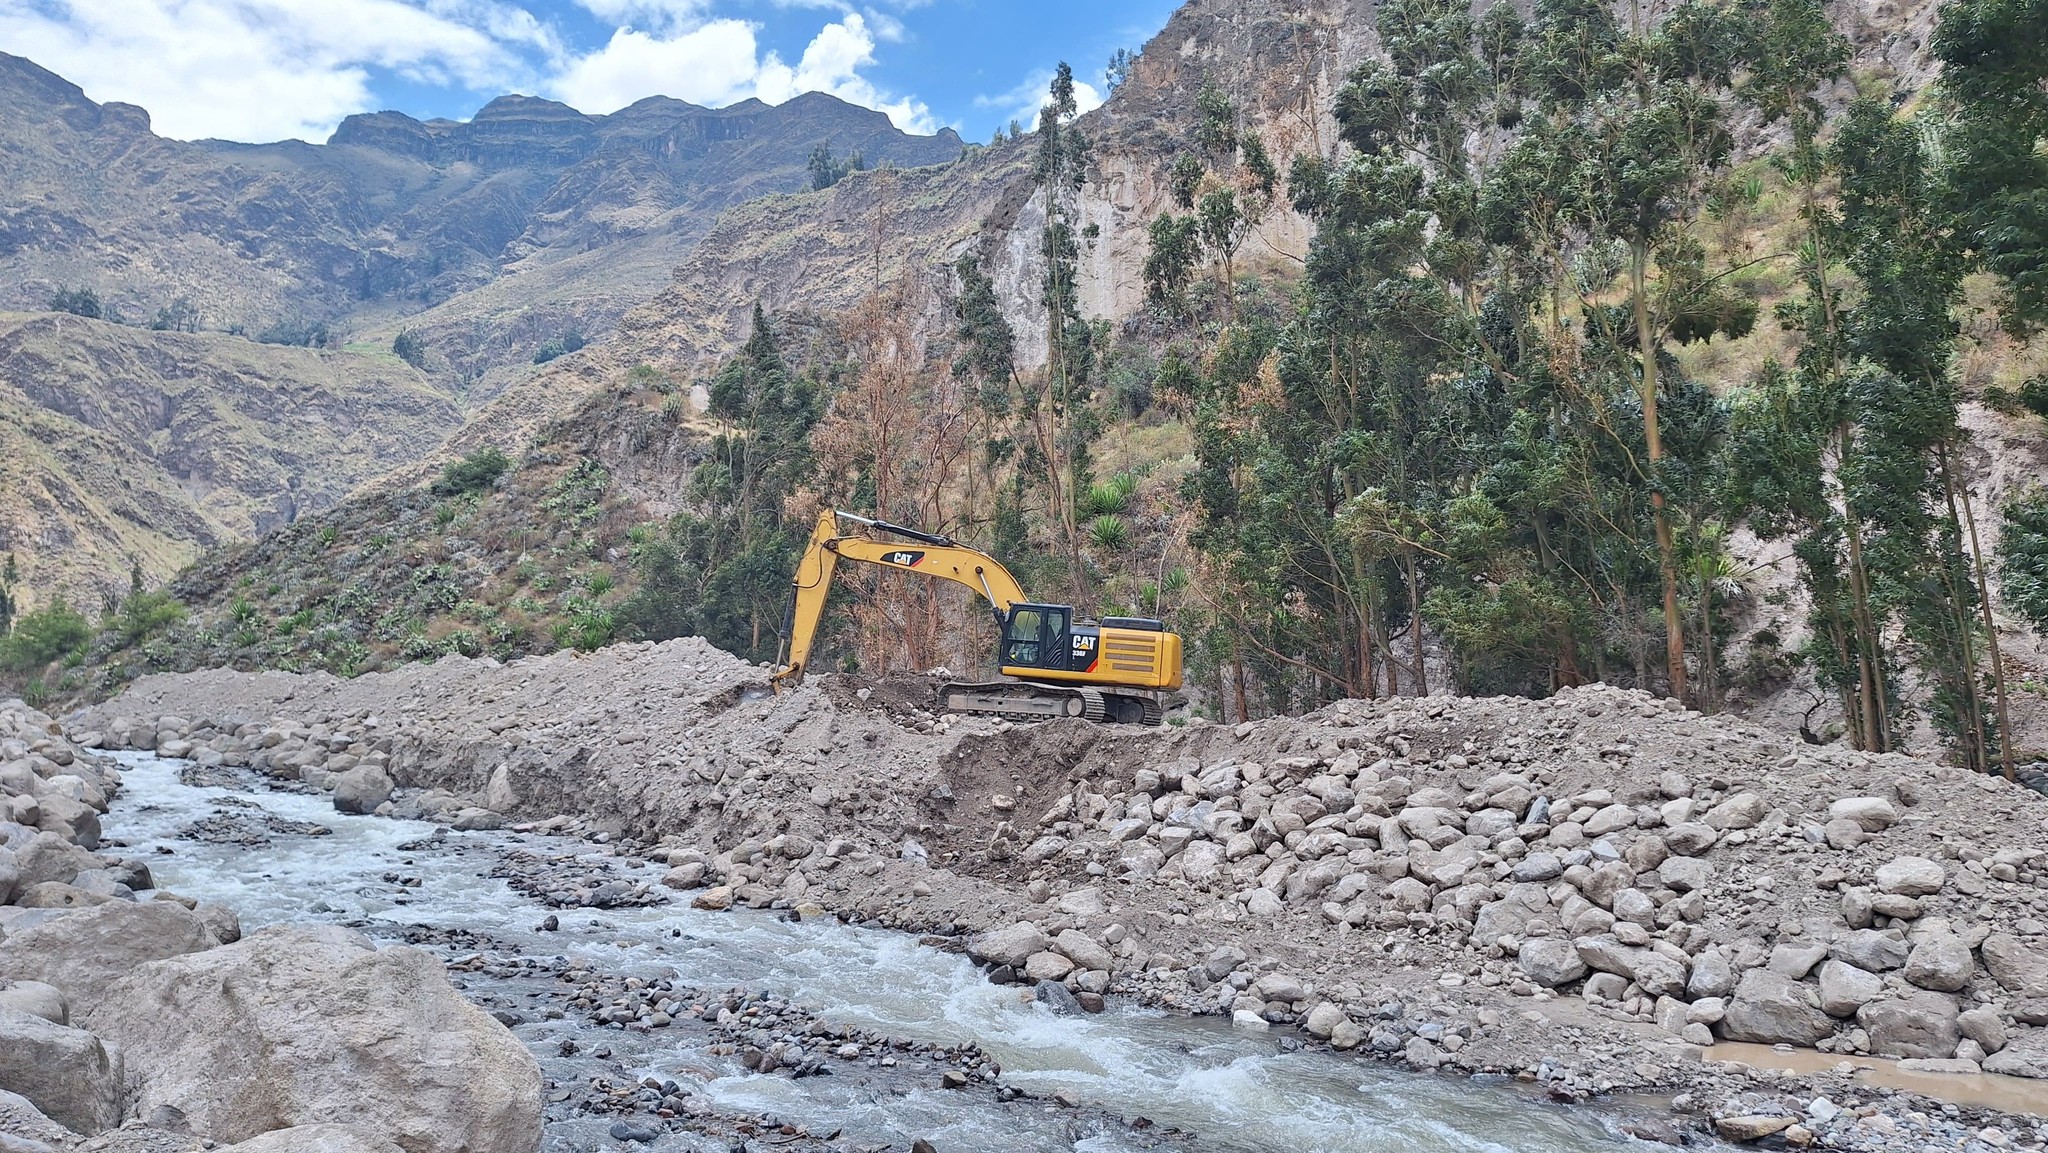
[{"left": 418, "top": 0, "right": 1370, "bottom": 467}]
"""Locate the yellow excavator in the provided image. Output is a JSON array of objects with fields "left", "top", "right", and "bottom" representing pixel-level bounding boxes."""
[{"left": 771, "top": 509, "right": 1183, "bottom": 724}]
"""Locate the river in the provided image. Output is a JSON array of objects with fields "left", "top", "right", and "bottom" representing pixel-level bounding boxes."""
[{"left": 100, "top": 751, "right": 1688, "bottom": 1153}]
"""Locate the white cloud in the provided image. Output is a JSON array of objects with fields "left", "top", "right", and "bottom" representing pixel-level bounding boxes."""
[
  {"left": 550, "top": 11, "right": 936, "bottom": 133},
  {"left": 0, "top": 0, "right": 938, "bottom": 143},
  {"left": 860, "top": 7, "right": 905, "bottom": 43},
  {"left": 0, "top": 0, "right": 537, "bottom": 142},
  {"left": 571, "top": 0, "right": 708, "bottom": 34},
  {"left": 549, "top": 19, "right": 765, "bottom": 109},
  {"left": 975, "top": 67, "right": 1103, "bottom": 135}
]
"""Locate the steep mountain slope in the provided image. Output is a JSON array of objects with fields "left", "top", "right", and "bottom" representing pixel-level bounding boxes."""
[
  {"left": 37, "top": 0, "right": 2040, "bottom": 771},
  {"left": 413, "top": 0, "right": 1355, "bottom": 469},
  {"left": 0, "top": 53, "right": 967, "bottom": 606},
  {"left": 0, "top": 313, "right": 461, "bottom": 607},
  {"left": 97, "top": 0, "right": 1973, "bottom": 589},
  {"left": 0, "top": 53, "right": 963, "bottom": 377}
]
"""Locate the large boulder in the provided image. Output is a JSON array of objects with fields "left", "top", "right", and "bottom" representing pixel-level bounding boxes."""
[
  {"left": 1982, "top": 934, "right": 2048, "bottom": 997},
  {"left": 1902, "top": 931, "right": 1974, "bottom": 993},
  {"left": 224, "top": 1126, "right": 407, "bottom": 1153},
  {"left": 1828, "top": 798, "right": 1898, "bottom": 831},
  {"left": 967, "top": 922, "right": 1047, "bottom": 969},
  {"left": 0, "top": 980, "right": 68, "bottom": 1025},
  {"left": 32, "top": 793, "right": 100, "bottom": 850},
  {"left": 0, "top": 1007, "right": 122, "bottom": 1134},
  {"left": 1816, "top": 960, "right": 1883, "bottom": 1018},
  {"left": 1473, "top": 884, "right": 1553, "bottom": 943},
  {"left": 1983, "top": 1035, "right": 2048, "bottom": 1080},
  {"left": 1054, "top": 929, "right": 1114, "bottom": 974},
  {"left": 1702, "top": 792, "right": 1764, "bottom": 831},
  {"left": 84, "top": 925, "right": 541, "bottom": 1153},
  {"left": 0, "top": 1088, "right": 76, "bottom": 1149},
  {"left": 1858, "top": 992, "right": 1960, "bottom": 1059},
  {"left": 1830, "top": 929, "right": 1909, "bottom": 973},
  {"left": 12, "top": 832, "right": 102, "bottom": 889},
  {"left": 1518, "top": 938, "right": 1588, "bottom": 988},
  {"left": 1721, "top": 969, "right": 1835, "bottom": 1046},
  {"left": 1875, "top": 857, "right": 1945, "bottom": 897},
  {"left": 1573, "top": 934, "right": 1688, "bottom": 996},
  {"left": 331, "top": 766, "right": 394, "bottom": 816},
  {"left": 0, "top": 899, "right": 218, "bottom": 1005},
  {"left": 1687, "top": 952, "right": 1737, "bottom": 999}
]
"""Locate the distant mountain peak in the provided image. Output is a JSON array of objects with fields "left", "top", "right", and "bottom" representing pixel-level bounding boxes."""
[{"left": 472, "top": 93, "right": 591, "bottom": 123}]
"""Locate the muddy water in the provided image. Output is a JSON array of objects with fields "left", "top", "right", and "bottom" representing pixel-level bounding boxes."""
[
  {"left": 103, "top": 752, "right": 1683, "bottom": 1153},
  {"left": 1703, "top": 1043, "right": 2048, "bottom": 1118}
]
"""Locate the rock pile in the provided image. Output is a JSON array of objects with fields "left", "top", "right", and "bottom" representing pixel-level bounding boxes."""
[
  {"left": 0, "top": 699, "right": 543, "bottom": 1153},
  {"left": 915, "top": 687, "right": 2047, "bottom": 1080},
  {"left": 76, "top": 641, "right": 2048, "bottom": 1145}
]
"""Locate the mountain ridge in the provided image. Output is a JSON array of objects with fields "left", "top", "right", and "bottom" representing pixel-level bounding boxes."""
[
  {"left": 0, "top": 51, "right": 967, "bottom": 605},
  {"left": 0, "top": 50, "right": 964, "bottom": 346}
]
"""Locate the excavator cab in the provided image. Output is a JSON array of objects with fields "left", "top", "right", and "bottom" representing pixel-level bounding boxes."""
[{"left": 1000, "top": 604, "right": 1070, "bottom": 671}]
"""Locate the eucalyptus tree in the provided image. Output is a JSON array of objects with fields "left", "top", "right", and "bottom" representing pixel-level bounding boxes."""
[
  {"left": 1515, "top": 0, "right": 1759, "bottom": 706},
  {"left": 1033, "top": 62, "right": 1099, "bottom": 602},
  {"left": 1934, "top": 0, "right": 2048, "bottom": 336}
]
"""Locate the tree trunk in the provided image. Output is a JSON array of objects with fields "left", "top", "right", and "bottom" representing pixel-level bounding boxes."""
[
  {"left": 1841, "top": 509, "right": 1890, "bottom": 751},
  {"left": 1632, "top": 240, "right": 1688, "bottom": 706},
  {"left": 1955, "top": 457, "right": 2018, "bottom": 780},
  {"left": 1935, "top": 443, "right": 1992, "bottom": 775},
  {"left": 1404, "top": 549, "right": 1427, "bottom": 695}
]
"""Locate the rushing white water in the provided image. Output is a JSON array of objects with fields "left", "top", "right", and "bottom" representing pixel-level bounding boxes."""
[{"left": 102, "top": 752, "right": 1670, "bottom": 1153}]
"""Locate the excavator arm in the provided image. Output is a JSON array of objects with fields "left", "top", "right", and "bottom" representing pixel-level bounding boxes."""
[{"left": 773, "top": 509, "right": 1029, "bottom": 686}]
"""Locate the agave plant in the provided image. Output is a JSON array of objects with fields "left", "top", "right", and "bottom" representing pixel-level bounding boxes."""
[
  {"left": 1088, "top": 514, "right": 1131, "bottom": 552},
  {"left": 1079, "top": 472, "right": 1141, "bottom": 518}
]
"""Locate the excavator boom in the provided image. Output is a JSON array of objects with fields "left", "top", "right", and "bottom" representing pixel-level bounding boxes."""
[{"left": 771, "top": 509, "right": 1181, "bottom": 724}]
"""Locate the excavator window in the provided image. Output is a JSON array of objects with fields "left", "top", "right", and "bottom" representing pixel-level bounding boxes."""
[
  {"left": 1002, "top": 604, "right": 1069, "bottom": 670},
  {"left": 1006, "top": 608, "right": 1043, "bottom": 665}
]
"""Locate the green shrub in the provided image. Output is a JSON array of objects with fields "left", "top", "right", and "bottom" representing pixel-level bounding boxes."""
[
  {"left": 432, "top": 446, "right": 510, "bottom": 496},
  {"left": 1088, "top": 514, "right": 1132, "bottom": 552},
  {"left": 1, "top": 599, "right": 92, "bottom": 673},
  {"left": 392, "top": 328, "right": 428, "bottom": 369},
  {"left": 1080, "top": 472, "right": 1141, "bottom": 517},
  {"left": 115, "top": 590, "right": 186, "bottom": 645},
  {"left": 552, "top": 598, "right": 615, "bottom": 651},
  {"left": 257, "top": 314, "right": 331, "bottom": 347},
  {"left": 2000, "top": 488, "right": 2048, "bottom": 636},
  {"left": 48, "top": 287, "right": 102, "bottom": 319},
  {"left": 532, "top": 332, "right": 586, "bottom": 364},
  {"left": 2020, "top": 376, "right": 2048, "bottom": 420}
]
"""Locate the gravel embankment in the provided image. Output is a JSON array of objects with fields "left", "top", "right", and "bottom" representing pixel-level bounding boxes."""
[{"left": 75, "top": 638, "right": 2048, "bottom": 1148}]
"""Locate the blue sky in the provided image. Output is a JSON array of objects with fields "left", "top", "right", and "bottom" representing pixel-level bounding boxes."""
[{"left": 0, "top": 0, "right": 1180, "bottom": 144}]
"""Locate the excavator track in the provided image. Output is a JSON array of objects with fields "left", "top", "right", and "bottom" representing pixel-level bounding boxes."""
[{"left": 940, "top": 681, "right": 1158, "bottom": 725}]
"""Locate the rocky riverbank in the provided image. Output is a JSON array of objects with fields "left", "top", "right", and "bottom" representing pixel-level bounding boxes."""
[
  {"left": 0, "top": 699, "right": 542, "bottom": 1153},
  {"left": 60, "top": 639, "right": 2048, "bottom": 1148}
]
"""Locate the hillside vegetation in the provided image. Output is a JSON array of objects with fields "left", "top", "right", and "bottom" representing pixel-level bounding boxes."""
[{"left": 10, "top": 0, "right": 2048, "bottom": 787}]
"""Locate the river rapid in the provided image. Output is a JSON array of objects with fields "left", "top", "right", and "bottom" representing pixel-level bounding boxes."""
[{"left": 100, "top": 752, "right": 1690, "bottom": 1153}]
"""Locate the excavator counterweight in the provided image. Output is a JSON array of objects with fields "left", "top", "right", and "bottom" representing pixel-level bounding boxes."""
[{"left": 771, "top": 509, "right": 1182, "bottom": 724}]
